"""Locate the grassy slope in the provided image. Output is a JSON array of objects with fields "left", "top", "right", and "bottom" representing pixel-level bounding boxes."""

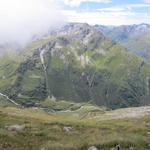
[
  {"left": 1, "top": 36, "right": 150, "bottom": 108},
  {"left": 0, "top": 26, "right": 150, "bottom": 108},
  {"left": 0, "top": 38, "right": 53, "bottom": 103},
  {"left": 0, "top": 52, "right": 21, "bottom": 93},
  {"left": 46, "top": 36, "right": 150, "bottom": 108},
  {"left": 122, "top": 32, "right": 150, "bottom": 58},
  {"left": 0, "top": 97, "right": 15, "bottom": 107},
  {"left": 0, "top": 105, "right": 150, "bottom": 150}
]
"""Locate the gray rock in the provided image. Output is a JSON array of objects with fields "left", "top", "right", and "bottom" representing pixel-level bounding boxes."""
[
  {"left": 114, "top": 145, "right": 121, "bottom": 150},
  {"left": 41, "top": 147, "right": 47, "bottom": 150},
  {"left": 6, "top": 124, "right": 25, "bottom": 132},
  {"left": 129, "top": 147, "right": 134, "bottom": 150},
  {"left": 147, "top": 132, "right": 150, "bottom": 136},
  {"left": 63, "top": 126, "right": 72, "bottom": 133},
  {"left": 88, "top": 146, "right": 98, "bottom": 150}
]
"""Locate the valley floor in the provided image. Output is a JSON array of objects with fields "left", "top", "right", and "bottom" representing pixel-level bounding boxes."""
[{"left": 0, "top": 106, "right": 150, "bottom": 150}]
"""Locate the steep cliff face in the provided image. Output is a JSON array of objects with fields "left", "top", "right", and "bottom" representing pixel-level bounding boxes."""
[{"left": 0, "top": 23, "right": 150, "bottom": 108}]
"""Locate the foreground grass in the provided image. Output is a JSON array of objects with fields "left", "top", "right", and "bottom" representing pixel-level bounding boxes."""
[{"left": 0, "top": 106, "right": 150, "bottom": 150}]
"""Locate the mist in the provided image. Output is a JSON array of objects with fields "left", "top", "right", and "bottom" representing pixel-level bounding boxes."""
[{"left": 0, "top": 0, "right": 66, "bottom": 47}]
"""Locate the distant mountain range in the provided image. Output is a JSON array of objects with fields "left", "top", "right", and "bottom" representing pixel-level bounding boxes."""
[
  {"left": 95, "top": 23, "right": 150, "bottom": 59},
  {"left": 0, "top": 23, "right": 150, "bottom": 109}
]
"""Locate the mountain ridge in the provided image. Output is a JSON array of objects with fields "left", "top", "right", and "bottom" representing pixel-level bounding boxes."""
[
  {"left": 0, "top": 23, "right": 150, "bottom": 108},
  {"left": 95, "top": 23, "right": 150, "bottom": 59}
]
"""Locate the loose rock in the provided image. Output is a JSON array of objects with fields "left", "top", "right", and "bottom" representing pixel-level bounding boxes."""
[
  {"left": 41, "top": 147, "right": 47, "bottom": 150},
  {"left": 147, "top": 132, "right": 150, "bottom": 136},
  {"left": 88, "top": 146, "right": 98, "bottom": 150},
  {"left": 114, "top": 145, "right": 121, "bottom": 150},
  {"left": 6, "top": 124, "right": 25, "bottom": 132},
  {"left": 63, "top": 126, "right": 72, "bottom": 133}
]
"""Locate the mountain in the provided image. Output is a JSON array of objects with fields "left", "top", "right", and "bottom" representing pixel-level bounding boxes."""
[
  {"left": 0, "top": 23, "right": 150, "bottom": 109},
  {"left": 95, "top": 23, "right": 150, "bottom": 59}
]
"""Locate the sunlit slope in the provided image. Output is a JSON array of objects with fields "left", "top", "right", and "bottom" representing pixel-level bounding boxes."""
[{"left": 0, "top": 23, "right": 150, "bottom": 108}]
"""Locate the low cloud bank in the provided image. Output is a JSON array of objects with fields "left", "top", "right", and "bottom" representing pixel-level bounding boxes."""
[{"left": 0, "top": 0, "right": 65, "bottom": 46}]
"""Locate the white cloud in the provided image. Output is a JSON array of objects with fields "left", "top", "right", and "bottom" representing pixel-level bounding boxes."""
[
  {"left": 61, "top": 2, "right": 150, "bottom": 25},
  {"left": 62, "top": 9, "right": 150, "bottom": 25},
  {"left": 97, "top": 4, "right": 150, "bottom": 12},
  {"left": 143, "top": 0, "right": 150, "bottom": 3},
  {"left": 61, "top": 0, "right": 111, "bottom": 7},
  {"left": 97, "top": 7, "right": 126, "bottom": 12},
  {"left": 126, "top": 3, "right": 150, "bottom": 9},
  {"left": 0, "top": 0, "right": 65, "bottom": 46}
]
